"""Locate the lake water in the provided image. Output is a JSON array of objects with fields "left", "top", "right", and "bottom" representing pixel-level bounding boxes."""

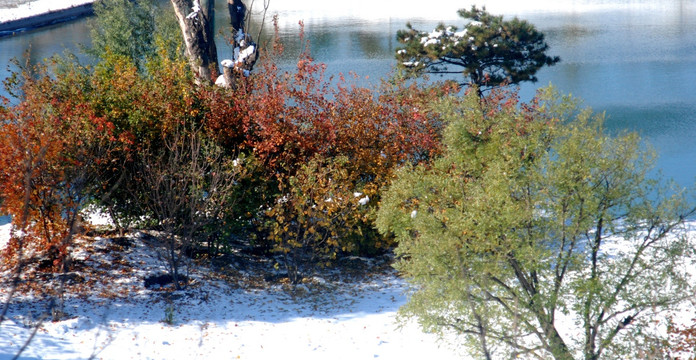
[{"left": 2, "top": 0, "right": 696, "bottom": 186}]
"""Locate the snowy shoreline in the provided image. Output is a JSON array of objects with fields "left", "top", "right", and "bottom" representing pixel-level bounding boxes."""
[{"left": 0, "top": 0, "right": 94, "bottom": 36}]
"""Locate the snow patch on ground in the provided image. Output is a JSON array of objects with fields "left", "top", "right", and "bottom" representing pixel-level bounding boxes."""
[
  {"left": 0, "top": 218, "right": 464, "bottom": 360},
  {"left": 2, "top": 215, "right": 695, "bottom": 359},
  {"left": 1, "top": 277, "right": 463, "bottom": 359}
]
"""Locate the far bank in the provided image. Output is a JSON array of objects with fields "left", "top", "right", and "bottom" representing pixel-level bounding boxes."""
[{"left": 0, "top": 0, "right": 94, "bottom": 37}]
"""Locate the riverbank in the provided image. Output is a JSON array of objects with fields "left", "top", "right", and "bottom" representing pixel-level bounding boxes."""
[{"left": 0, "top": 0, "right": 94, "bottom": 37}]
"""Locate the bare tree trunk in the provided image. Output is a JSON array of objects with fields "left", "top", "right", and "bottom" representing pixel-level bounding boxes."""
[{"left": 170, "top": 0, "right": 220, "bottom": 84}]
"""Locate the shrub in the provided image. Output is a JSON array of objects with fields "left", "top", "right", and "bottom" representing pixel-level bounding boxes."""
[
  {"left": 0, "top": 60, "right": 121, "bottom": 273},
  {"left": 220, "top": 26, "right": 456, "bottom": 256},
  {"left": 135, "top": 121, "right": 248, "bottom": 289},
  {"left": 0, "top": 19, "right": 456, "bottom": 282},
  {"left": 265, "top": 155, "right": 367, "bottom": 283}
]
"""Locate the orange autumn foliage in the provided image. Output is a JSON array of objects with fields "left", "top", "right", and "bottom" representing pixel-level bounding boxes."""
[
  {"left": 0, "top": 63, "right": 121, "bottom": 270},
  {"left": 202, "top": 23, "right": 456, "bottom": 259}
]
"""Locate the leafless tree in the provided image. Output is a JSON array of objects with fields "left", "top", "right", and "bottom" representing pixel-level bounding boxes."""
[{"left": 137, "top": 122, "right": 245, "bottom": 289}]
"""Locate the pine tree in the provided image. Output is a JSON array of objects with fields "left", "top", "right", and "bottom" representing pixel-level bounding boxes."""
[{"left": 395, "top": 6, "right": 559, "bottom": 93}]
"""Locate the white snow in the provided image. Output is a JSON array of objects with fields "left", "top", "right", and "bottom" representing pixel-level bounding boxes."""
[
  {"left": 401, "top": 61, "right": 420, "bottom": 67},
  {"left": 427, "top": 30, "right": 443, "bottom": 39},
  {"left": 275, "top": 0, "right": 692, "bottom": 30},
  {"left": 422, "top": 38, "right": 440, "bottom": 47},
  {"left": 4, "top": 0, "right": 692, "bottom": 30},
  {"left": 185, "top": 0, "right": 201, "bottom": 20},
  {"left": 0, "top": 278, "right": 464, "bottom": 359},
  {"left": 215, "top": 74, "right": 227, "bottom": 87},
  {"left": 358, "top": 196, "right": 370, "bottom": 205},
  {"left": 235, "top": 45, "right": 256, "bottom": 65},
  {"left": 2, "top": 212, "right": 696, "bottom": 359},
  {"left": 0, "top": 217, "right": 464, "bottom": 360},
  {"left": 420, "top": 30, "right": 445, "bottom": 47},
  {"left": 0, "top": 0, "right": 94, "bottom": 23},
  {"left": 453, "top": 29, "right": 468, "bottom": 38}
]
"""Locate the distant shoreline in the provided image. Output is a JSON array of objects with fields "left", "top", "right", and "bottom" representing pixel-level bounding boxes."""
[{"left": 0, "top": 3, "right": 93, "bottom": 37}]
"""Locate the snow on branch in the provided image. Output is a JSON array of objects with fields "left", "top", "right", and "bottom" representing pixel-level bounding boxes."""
[{"left": 186, "top": 0, "right": 201, "bottom": 19}]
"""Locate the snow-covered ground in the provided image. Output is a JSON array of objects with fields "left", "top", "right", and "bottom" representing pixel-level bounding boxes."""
[
  {"left": 1, "top": 210, "right": 695, "bottom": 359},
  {"left": 0, "top": 0, "right": 93, "bottom": 23},
  {"left": 0, "top": 275, "right": 463, "bottom": 360},
  {"left": 0, "top": 217, "right": 464, "bottom": 360},
  {"left": 267, "top": 0, "right": 692, "bottom": 25}
]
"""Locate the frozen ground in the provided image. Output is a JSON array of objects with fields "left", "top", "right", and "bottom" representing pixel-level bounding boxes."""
[
  {"left": 1, "top": 211, "right": 695, "bottom": 359},
  {"left": 0, "top": 217, "right": 464, "bottom": 360}
]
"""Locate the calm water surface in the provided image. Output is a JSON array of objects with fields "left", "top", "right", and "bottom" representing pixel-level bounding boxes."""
[{"left": 1, "top": 0, "right": 695, "bottom": 185}]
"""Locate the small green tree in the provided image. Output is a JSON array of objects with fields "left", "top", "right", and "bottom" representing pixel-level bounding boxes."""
[
  {"left": 395, "top": 6, "right": 559, "bottom": 93},
  {"left": 376, "top": 87, "right": 696, "bottom": 359},
  {"left": 87, "top": 0, "right": 182, "bottom": 71}
]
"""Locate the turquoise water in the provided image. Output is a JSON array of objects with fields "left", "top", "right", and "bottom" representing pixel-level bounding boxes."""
[{"left": 2, "top": 0, "right": 695, "bottom": 186}]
